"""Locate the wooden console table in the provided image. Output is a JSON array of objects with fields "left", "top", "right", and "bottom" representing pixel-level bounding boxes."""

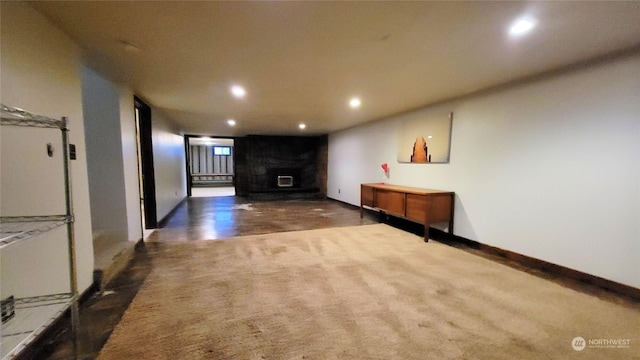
[{"left": 360, "top": 183, "right": 454, "bottom": 242}]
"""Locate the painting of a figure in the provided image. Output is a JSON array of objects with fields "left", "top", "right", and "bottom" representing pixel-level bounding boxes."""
[
  {"left": 398, "top": 112, "right": 453, "bottom": 164},
  {"left": 411, "top": 136, "right": 428, "bottom": 162}
]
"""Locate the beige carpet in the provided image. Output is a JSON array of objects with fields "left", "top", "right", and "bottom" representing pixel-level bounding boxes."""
[{"left": 98, "top": 224, "right": 639, "bottom": 359}]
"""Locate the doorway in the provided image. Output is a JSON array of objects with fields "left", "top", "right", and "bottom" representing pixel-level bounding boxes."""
[
  {"left": 186, "top": 136, "right": 235, "bottom": 197},
  {"left": 134, "top": 97, "right": 158, "bottom": 230}
]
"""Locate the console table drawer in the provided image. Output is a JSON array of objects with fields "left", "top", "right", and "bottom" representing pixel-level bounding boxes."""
[
  {"left": 361, "top": 185, "right": 374, "bottom": 207},
  {"left": 405, "top": 194, "right": 427, "bottom": 223},
  {"left": 429, "top": 194, "right": 453, "bottom": 223},
  {"left": 375, "top": 189, "right": 405, "bottom": 217}
]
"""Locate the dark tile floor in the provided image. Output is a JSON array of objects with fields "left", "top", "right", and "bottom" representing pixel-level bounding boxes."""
[
  {"left": 34, "top": 197, "right": 377, "bottom": 360},
  {"left": 148, "top": 196, "right": 377, "bottom": 242}
]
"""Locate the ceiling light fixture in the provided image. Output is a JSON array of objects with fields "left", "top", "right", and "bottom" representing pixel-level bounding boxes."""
[
  {"left": 199, "top": 136, "right": 213, "bottom": 145},
  {"left": 230, "top": 85, "right": 246, "bottom": 98},
  {"left": 509, "top": 18, "right": 536, "bottom": 36},
  {"left": 349, "top": 97, "right": 361, "bottom": 109},
  {"left": 227, "top": 119, "right": 236, "bottom": 126},
  {"left": 299, "top": 123, "right": 306, "bottom": 130}
]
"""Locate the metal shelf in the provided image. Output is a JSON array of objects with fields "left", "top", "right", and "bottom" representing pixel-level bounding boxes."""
[
  {"left": 1, "top": 104, "right": 78, "bottom": 360},
  {"left": 0, "top": 104, "right": 66, "bottom": 129},
  {"left": 0, "top": 216, "right": 72, "bottom": 249},
  {"left": 1, "top": 293, "right": 74, "bottom": 360}
]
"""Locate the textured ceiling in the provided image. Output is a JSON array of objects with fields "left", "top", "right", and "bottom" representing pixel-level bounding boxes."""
[{"left": 32, "top": 1, "right": 640, "bottom": 136}]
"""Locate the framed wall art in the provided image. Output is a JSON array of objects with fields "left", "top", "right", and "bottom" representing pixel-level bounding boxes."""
[{"left": 397, "top": 111, "right": 453, "bottom": 164}]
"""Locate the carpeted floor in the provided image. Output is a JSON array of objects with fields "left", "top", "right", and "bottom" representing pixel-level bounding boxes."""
[{"left": 97, "top": 224, "right": 639, "bottom": 359}]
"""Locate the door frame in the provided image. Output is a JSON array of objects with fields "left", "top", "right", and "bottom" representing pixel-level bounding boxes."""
[
  {"left": 184, "top": 134, "right": 236, "bottom": 197},
  {"left": 134, "top": 96, "right": 158, "bottom": 229}
]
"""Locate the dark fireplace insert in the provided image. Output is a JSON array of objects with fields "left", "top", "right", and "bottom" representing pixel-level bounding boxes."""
[{"left": 267, "top": 168, "right": 302, "bottom": 189}]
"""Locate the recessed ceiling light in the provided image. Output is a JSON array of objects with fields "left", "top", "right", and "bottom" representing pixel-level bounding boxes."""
[
  {"left": 299, "top": 123, "right": 306, "bottom": 130},
  {"left": 227, "top": 119, "right": 236, "bottom": 126},
  {"left": 509, "top": 18, "right": 536, "bottom": 36},
  {"left": 349, "top": 97, "right": 361, "bottom": 109},
  {"left": 427, "top": 136, "right": 433, "bottom": 139},
  {"left": 230, "top": 85, "right": 246, "bottom": 98}
]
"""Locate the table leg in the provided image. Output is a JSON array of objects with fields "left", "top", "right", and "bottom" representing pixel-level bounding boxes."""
[
  {"left": 448, "top": 193, "right": 455, "bottom": 235},
  {"left": 424, "top": 197, "right": 432, "bottom": 242}
]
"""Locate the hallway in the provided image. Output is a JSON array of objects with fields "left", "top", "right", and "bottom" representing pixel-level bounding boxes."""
[{"left": 37, "top": 197, "right": 377, "bottom": 359}]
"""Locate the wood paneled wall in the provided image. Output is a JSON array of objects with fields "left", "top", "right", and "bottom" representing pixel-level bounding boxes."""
[{"left": 189, "top": 145, "right": 233, "bottom": 184}]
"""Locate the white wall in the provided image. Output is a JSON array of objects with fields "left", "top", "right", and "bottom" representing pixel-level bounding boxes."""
[
  {"left": 119, "top": 88, "right": 143, "bottom": 241},
  {"left": 328, "top": 54, "right": 640, "bottom": 288},
  {"left": 81, "top": 65, "right": 129, "bottom": 241},
  {"left": 84, "top": 64, "right": 185, "bottom": 241},
  {"left": 0, "top": 2, "right": 94, "bottom": 294},
  {"left": 82, "top": 67, "right": 143, "bottom": 244},
  {"left": 151, "top": 109, "right": 187, "bottom": 221}
]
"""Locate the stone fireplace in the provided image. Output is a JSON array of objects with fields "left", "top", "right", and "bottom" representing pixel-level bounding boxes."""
[{"left": 234, "top": 135, "right": 327, "bottom": 199}]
